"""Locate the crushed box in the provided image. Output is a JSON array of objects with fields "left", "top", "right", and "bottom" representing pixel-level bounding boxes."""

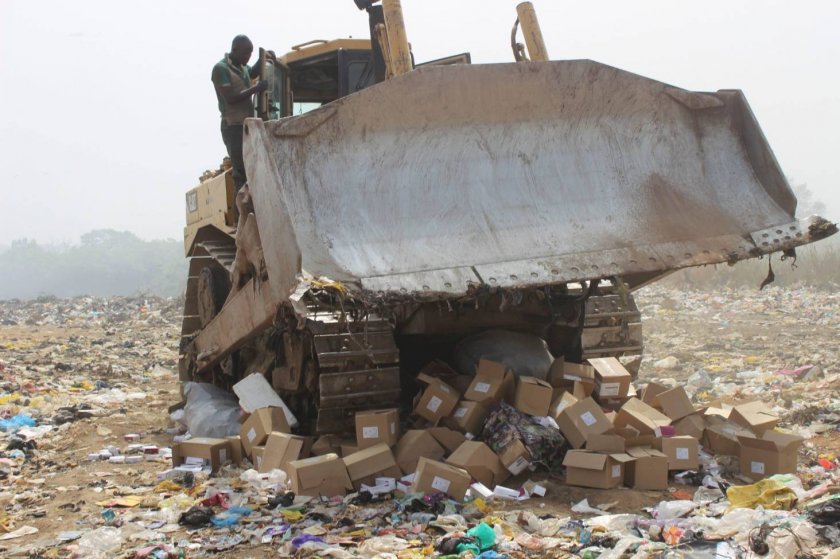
[
  {"left": 656, "top": 436, "right": 700, "bottom": 470},
  {"left": 563, "top": 450, "right": 634, "bottom": 489},
  {"left": 640, "top": 382, "right": 669, "bottom": 410},
  {"left": 414, "top": 457, "right": 471, "bottom": 500},
  {"left": 738, "top": 430, "right": 804, "bottom": 480},
  {"left": 464, "top": 359, "right": 515, "bottom": 406},
  {"left": 625, "top": 447, "right": 669, "bottom": 490},
  {"left": 356, "top": 408, "right": 400, "bottom": 448},
  {"left": 703, "top": 417, "right": 751, "bottom": 456},
  {"left": 588, "top": 357, "right": 632, "bottom": 398},
  {"left": 172, "top": 437, "right": 231, "bottom": 472},
  {"left": 498, "top": 439, "right": 532, "bottom": 475},
  {"left": 615, "top": 398, "right": 671, "bottom": 436},
  {"left": 674, "top": 414, "right": 706, "bottom": 440},
  {"left": 446, "top": 400, "right": 489, "bottom": 436},
  {"left": 240, "top": 407, "right": 290, "bottom": 456},
  {"left": 311, "top": 434, "right": 343, "bottom": 457},
  {"left": 658, "top": 386, "right": 696, "bottom": 421},
  {"left": 513, "top": 376, "right": 554, "bottom": 417},
  {"left": 413, "top": 373, "right": 459, "bottom": 422},
  {"left": 555, "top": 397, "right": 614, "bottom": 449},
  {"left": 446, "top": 441, "right": 510, "bottom": 487},
  {"left": 259, "top": 432, "right": 311, "bottom": 473},
  {"left": 342, "top": 443, "right": 402, "bottom": 489},
  {"left": 286, "top": 453, "right": 353, "bottom": 497},
  {"left": 395, "top": 430, "right": 445, "bottom": 474},
  {"left": 730, "top": 401, "right": 779, "bottom": 435},
  {"left": 427, "top": 426, "right": 467, "bottom": 455}
]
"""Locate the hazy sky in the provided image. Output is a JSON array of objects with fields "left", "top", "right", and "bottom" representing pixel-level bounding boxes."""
[{"left": 1, "top": 0, "right": 837, "bottom": 245}]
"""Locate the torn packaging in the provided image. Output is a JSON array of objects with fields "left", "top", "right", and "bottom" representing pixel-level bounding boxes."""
[
  {"left": 625, "top": 447, "right": 668, "bottom": 490},
  {"left": 286, "top": 453, "right": 353, "bottom": 497},
  {"left": 342, "top": 443, "right": 402, "bottom": 490},
  {"left": 513, "top": 376, "right": 554, "bottom": 417},
  {"left": 413, "top": 373, "right": 459, "bottom": 422},
  {"left": 464, "top": 359, "right": 515, "bottom": 406},
  {"left": 555, "top": 397, "right": 613, "bottom": 449},
  {"left": 395, "top": 430, "right": 445, "bottom": 474},
  {"left": 259, "top": 432, "right": 312, "bottom": 473},
  {"left": 355, "top": 408, "right": 399, "bottom": 448},
  {"left": 446, "top": 440, "right": 510, "bottom": 487},
  {"left": 738, "top": 430, "right": 804, "bottom": 480},
  {"left": 588, "top": 357, "right": 632, "bottom": 398},
  {"left": 172, "top": 437, "right": 231, "bottom": 472},
  {"left": 703, "top": 417, "right": 752, "bottom": 456},
  {"left": 445, "top": 400, "right": 489, "bottom": 436},
  {"left": 657, "top": 386, "right": 696, "bottom": 421},
  {"left": 240, "top": 407, "right": 291, "bottom": 456},
  {"left": 563, "top": 450, "right": 634, "bottom": 489},
  {"left": 413, "top": 456, "right": 471, "bottom": 501}
]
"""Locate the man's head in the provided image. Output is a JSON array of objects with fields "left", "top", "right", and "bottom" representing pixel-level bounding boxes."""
[{"left": 230, "top": 35, "right": 254, "bottom": 65}]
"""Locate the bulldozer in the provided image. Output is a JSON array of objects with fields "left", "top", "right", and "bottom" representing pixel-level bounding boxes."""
[{"left": 180, "top": 1, "right": 837, "bottom": 434}]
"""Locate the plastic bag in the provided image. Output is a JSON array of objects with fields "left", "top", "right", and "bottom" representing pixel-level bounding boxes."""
[
  {"left": 0, "top": 413, "right": 36, "bottom": 432},
  {"left": 453, "top": 330, "right": 553, "bottom": 380},
  {"left": 76, "top": 527, "right": 125, "bottom": 558},
  {"left": 182, "top": 382, "right": 241, "bottom": 438},
  {"left": 726, "top": 479, "right": 797, "bottom": 511}
]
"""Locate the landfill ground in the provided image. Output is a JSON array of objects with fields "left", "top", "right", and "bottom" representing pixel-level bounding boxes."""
[{"left": 0, "top": 285, "right": 838, "bottom": 557}]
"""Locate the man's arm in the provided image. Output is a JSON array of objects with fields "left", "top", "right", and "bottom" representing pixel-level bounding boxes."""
[{"left": 213, "top": 65, "right": 267, "bottom": 104}]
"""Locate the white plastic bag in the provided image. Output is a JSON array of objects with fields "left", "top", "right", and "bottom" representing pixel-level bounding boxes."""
[{"left": 182, "top": 382, "right": 241, "bottom": 438}]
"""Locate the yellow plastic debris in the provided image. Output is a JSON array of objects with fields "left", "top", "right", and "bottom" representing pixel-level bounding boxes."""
[
  {"left": 95, "top": 495, "right": 144, "bottom": 508},
  {"left": 280, "top": 509, "right": 304, "bottom": 522},
  {"left": 154, "top": 480, "right": 183, "bottom": 493},
  {"left": 726, "top": 479, "right": 797, "bottom": 511}
]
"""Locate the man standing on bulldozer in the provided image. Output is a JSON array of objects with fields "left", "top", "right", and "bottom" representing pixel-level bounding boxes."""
[{"left": 211, "top": 35, "right": 268, "bottom": 190}]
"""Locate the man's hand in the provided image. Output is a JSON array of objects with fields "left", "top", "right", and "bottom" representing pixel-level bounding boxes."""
[{"left": 254, "top": 80, "right": 269, "bottom": 94}]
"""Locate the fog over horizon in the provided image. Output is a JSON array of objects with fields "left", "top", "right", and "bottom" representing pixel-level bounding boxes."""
[{"left": 1, "top": 0, "right": 838, "bottom": 246}]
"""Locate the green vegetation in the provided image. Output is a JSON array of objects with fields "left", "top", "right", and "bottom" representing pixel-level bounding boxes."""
[{"left": 0, "top": 230, "right": 185, "bottom": 300}]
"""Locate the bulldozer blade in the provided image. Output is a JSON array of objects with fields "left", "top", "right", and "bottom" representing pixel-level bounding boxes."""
[{"left": 243, "top": 59, "right": 836, "bottom": 301}]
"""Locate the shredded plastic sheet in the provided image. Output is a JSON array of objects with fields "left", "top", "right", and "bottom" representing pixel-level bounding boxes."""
[{"left": 726, "top": 479, "right": 798, "bottom": 511}]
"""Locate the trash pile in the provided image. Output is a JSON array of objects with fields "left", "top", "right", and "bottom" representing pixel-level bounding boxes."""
[{"left": 0, "top": 288, "right": 839, "bottom": 558}]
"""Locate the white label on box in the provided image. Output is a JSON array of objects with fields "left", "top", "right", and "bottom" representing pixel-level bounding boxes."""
[
  {"left": 431, "top": 476, "right": 451, "bottom": 492},
  {"left": 611, "top": 465, "right": 621, "bottom": 478},
  {"left": 427, "top": 396, "right": 443, "bottom": 413},
  {"left": 390, "top": 422, "right": 396, "bottom": 435},
  {"left": 508, "top": 457, "right": 531, "bottom": 475},
  {"left": 474, "top": 382, "right": 491, "bottom": 394},
  {"left": 185, "top": 456, "right": 206, "bottom": 465},
  {"left": 676, "top": 447, "right": 689, "bottom": 460},
  {"left": 599, "top": 382, "right": 620, "bottom": 397},
  {"left": 751, "top": 461, "right": 765, "bottom": 475},
  {"left": 247, "top": 427, "right": 257, "bottom": 443},
  {"left": 219, "top": 449, "right": 228, "bottom": 463},
  {"left": 529, "top": 484, "right": 547, "bottom": 497},
  {"left": 580, "top": 411, "right": 597, "bottom": 426},
  {"left": 564, "top": 375, "right": 582, "bottom": 382},
  {"left": 454, "top": 407, "right": 468, "bottom": 418},
  {"left": 362, "top": 426, "right": 380, "bottom": 439}
]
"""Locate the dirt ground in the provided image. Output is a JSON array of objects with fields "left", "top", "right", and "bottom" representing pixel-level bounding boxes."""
[{"left": 0, "top": 285, "right": 837, "bottom": 556}]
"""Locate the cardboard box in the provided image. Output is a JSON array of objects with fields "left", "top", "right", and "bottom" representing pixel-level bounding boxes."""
[
  {"left": 588, "top": 357, "right": 632, "bottom": 398},
  {"left": 550, "top": 391, "right": 579, "bottom": 420},
  {"left": 240, "top": 407, "right": 291, "bottom": 456},
  {"left": 640, "top": 382, "right": 669, "bottom": 410},
  {"left": 446, "top": 441, "right": 510, "bottom": 487},
  {"left": 413, "top": 457, "right": 471, "bottom": 501},
  {"left": 428, "top": 427, "right": 467, "bottom": 455},
  {"left": 594, "top": 385, "right": 637, "bottom": 411},
  {"left": 226, "top": 436, "right": 245, "bottom": 465},
  {"left": 615, "top": 398, "right": 671, "bottom": 436},
  {"left": 463, "top": 359, "right": 515, "bottom": 406},
  {"left": 674, "top": 414, "right": 706, "bottom": 440},
  {"left": 555, "top": 397, "right": 614, "bottom": 449},
  {"left": 513, "top": 376, "right": 554, "bottom": 417},
  {"left": 340, "top": 441, "right": 360, "bottom": 457},
  {"left": 251, "top": 446, "right": 266, "bottom": 470},
  {"left": 233, "top": 372, "right": 298, "bottom": 428},
  {"left": 259, "top": 432, "right": 310, "bottom": 474},
  {"left": 446, "top": 400, "right": 489, "bottom": 436},
  {"left": 311, "top": 434, "right": 343, "bottom": 456},
  {"left": 586, "top": 433, "right": 628, "bottom": 453},
  {"left": 737, "top": 430, "right": 804, "bottom": 480},
  {"left": 394, "top": 430, "right": 445, "bottom": 474},
  {"left": 658, "top": 386, "right": 696, "bottom": 421},
  {"left": 625, "top": 447, "right": 669, "bottom": 490},
  {"left": 729, "top": 401, "right": 779, "bottom": 435},
  {"left": 413, "top": 373, "right": 459, "bottom": 422},
  {"left": 171, "top": 437, "right": 231, "bottom": 472},
  {"left": 563, "top": 361, "right": 596, "bottom": 383},
  {"left": 563, "top": 450, "right": 634, "bottom": 489},
  {"left": 703, "top": 418, "right": 751, "bottom": 456},
  {"left": 419, "top": 360, "right": 473, "bottom": 394},
  {"left": 498, "top": 439, "right": 532, "bottom": 475},
  {"left": 656, "top": 436, "right": 700, "bottom": 470},
  {"left": 547, "top": 356, "right": 565, "bottom": 387},
  {"left": 355, "top": 408, "right": 400, "bottom": 448},
  {"left": 286, "top": 453, "right": 353, "bottom": 497},
  {"left": 342, "top": 443, "right": 402, "bottom": 490}
]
